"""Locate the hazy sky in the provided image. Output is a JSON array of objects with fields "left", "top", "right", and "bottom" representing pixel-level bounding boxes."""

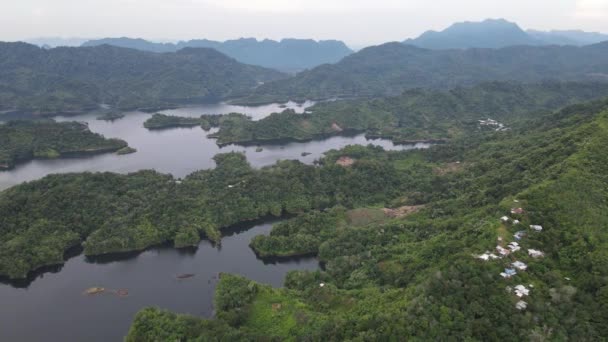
[{"left": 2, "top": 0, "right": 608, "bottom": 47}]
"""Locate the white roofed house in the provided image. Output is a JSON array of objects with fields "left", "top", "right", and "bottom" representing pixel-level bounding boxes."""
[
  {"left": 530, "top": 225, "right": 543, "bottom": 232},
  {"left": 514, "top": 285, "right": 530, "bottom": 297},
  {"left": 501, "top": 216, "right": 510, "bottom": 223},
  {"left": 512, "top": 261, "right": 528, "bottom": 271},
  {"left": 496, "top": 245, "right": 510, "bottom": 257},
  {"left": 516, "top": 300, "right": 528, "bottom": 310},
  {"left": 528, "top": 249, "right": 545, "bottom": 258},
  {"left": 500, "top": 268, "right": 517, "bottom": 278},
  {"left": 508, "top": 242, "right": 521, "bottom": 253},
  {"left": 513, "top": 231, "right": 526, "bottom": 240}
]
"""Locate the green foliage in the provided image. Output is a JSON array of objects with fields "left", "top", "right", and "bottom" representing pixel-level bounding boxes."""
[
  {"left": 242, "top": 42, "right": 608, "bottom": 101},
  {"left": 0, "top": 120, "right": 128, "bottom": 170},
  {"left": 0, "top": 144, "right": 428, "bottom": 279},
  {"left": 128, "top": 96, "right": 608, "bottom": 340},
  {"left": 144, "top": 112, "right": 228, "bottom": 131},
  {"left": 95, "top": 111, "right": 124, "bottom": 121},
  {"left": 213, "top": 81, "right": 608, "bottom": 145},
  {"left": 0, "top": 42, "right": 285, "bottom": 113},
  {"left": 126, "top": 307, "right": 245, "bottom": 341}
]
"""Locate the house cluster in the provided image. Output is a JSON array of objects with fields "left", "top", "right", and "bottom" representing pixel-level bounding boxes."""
[
  {"left": 478, "top": 118, "right": 510, "bottom": 132},
  {"left": 472, "top": 201, "right": 549, "bottom": 311}
]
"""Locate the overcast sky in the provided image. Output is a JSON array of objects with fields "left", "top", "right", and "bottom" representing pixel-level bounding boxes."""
[{"left": 2, "top": 0, "right": 608, "bottom": 47}]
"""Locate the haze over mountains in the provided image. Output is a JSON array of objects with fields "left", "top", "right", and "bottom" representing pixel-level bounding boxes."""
[
  {"left": 81, "top": 38, "right": 353, "bottom": 72},
  {"left": 245, "top": 41, "right": 608, "bottom": 102},
  {"left": 0, "top": 42, "right": 285, "bottom": 113},
  {"left": 404, "top": 19, "right": 608, "bottom": 49}
]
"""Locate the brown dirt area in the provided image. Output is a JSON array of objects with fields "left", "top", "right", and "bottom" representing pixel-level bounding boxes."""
[
  {"left": 382, "top": 205, "right": 425, "bottom": 218},
  {"left": 336, "top": 156, "right": 355, "bottom": 167}
]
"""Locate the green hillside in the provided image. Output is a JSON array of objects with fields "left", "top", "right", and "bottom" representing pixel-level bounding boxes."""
[
  {"left": 0, "top": 42, "right": 285, "bottom": 114},
  {"left": 126, "top": 97, "right": 608, "bottom": 340},
  {"left": 239, "top": 42, "right": 608, "bottom": 103},
  {"left": 204, "top": 82, "right": 608, "bottom": 145}
]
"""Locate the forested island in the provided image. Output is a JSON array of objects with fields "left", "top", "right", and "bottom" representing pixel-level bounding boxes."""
[
  {"left": 143, "top": 113, "right": 222, "bottom": 130},
  {"left": 0, "top": 120, "right": 129, "bottom": 170},
  {"left": 126, "top": 97, "right": 608, "bottom": 340},
  {"left": 96, "top": 111, "right": 125, "bottom": 121}
]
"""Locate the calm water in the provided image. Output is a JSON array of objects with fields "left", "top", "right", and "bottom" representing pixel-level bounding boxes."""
[
  {"left": 0, "top": 101, "right": 429, "bottom": 341},
  {"left": 0, "top": 102, "right": 429, "bottom": 190},
  {"left": 0, "top": 220, "right": 319, "bottom": 341}
]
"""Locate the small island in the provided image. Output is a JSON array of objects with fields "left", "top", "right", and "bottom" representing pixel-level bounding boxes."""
[
  {"left": 0, "top": 120, "right": 129, "bottom": 170},
  {"left": 117, "top": 146, "right": 137, "bottom": 155},
  {"left": 96, "top": 111, "right": 125, "bottom": 121},
  {"left": 143, "top": 113, "right": 223, "bottom": 131}
]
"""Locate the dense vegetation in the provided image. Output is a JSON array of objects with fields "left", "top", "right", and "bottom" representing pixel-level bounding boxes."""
[
  {"left": 0, "top": 120, "right": 128, "bottom": 170},
  {"left": 241, "top": 42, "right": 608, "bottom": 102},
  {"left": 207, "top": 82, "right": 608, "bottom": 144},
  {"left": 0, "top": 42, "right": 285, "bottom": 114},
  {"left": 82, "top": 37, "right": 353, "bottom": 72},
  {"left": 0, "top": 143, "right": 432, "bottom": 279},
  {"left": 95, "top": 111, "right": 125, "bottom": 121},
  {"left": 143, "top": 113, "right": 223, "bottom": 130},
  {"left": 127, "top": 97, "right": 608, "bottom": 340}
]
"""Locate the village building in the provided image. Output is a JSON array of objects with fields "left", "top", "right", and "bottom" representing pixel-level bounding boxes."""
[
  {"left": 530, "top": 225, "right": 543, "bottom": 232},
  {"left": 514, "top": 285, "right": 530, "bottom": 297},
  {"left": 475, "top": 252, "right": 499, "bottom": 261},
  {"left": 496, "top": 245, "right": 510, "bottom": 256},
  {"left": 516, "top": 300, "right": 528, "bottom": 310},
  {"left": 513, "top": 231, "right": 526, "bottom": 240},
  {"left": 511, "top": 208, "right": 525, "bottom": 215},
  {"left": 508, "top": 241, "right": 521, "bottom": 252},
  {"left": 500, "top": 268, "right": 517, "bottom": 278},
  {"left": 501, "top": 216, "right": 510, "bottom": 223},
  {"left": 513, "top": 220, "right": 520, "bottom": 225},
  {"left": 512, "top": 261, "right": 528, "bottom": 271},
  {"left": 528, "top": 249, "right": 545, "bottom": 258}
]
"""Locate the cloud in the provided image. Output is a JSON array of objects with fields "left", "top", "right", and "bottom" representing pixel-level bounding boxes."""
[
  {"left": 198, "top": 0, "right": 414, "bottom": 13},
  {"left": 575, "top": 0, "right": 608, "bottom": 18}
]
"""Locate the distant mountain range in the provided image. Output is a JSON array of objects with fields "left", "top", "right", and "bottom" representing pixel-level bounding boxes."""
[
  {"left": 242, "top": 41, "right": 608, "bottom": 102},
  {"left": 404, "top": 19, "right": 608, "bottom": 49},
  {"left": 0, "top": 42, "right": 285, "bottom": 113},
  {"left": 81, "top": 38, "right": 353, "bottom": 72}
]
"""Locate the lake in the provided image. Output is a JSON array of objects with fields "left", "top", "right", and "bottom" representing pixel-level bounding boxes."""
[
  {"left": 0, "top": 101, "right": 429, "bottom": 341},
  {"left": 0, "top": 101, "right": 429, "bottom": 190},
  {"left": 0, "top": 220, "right": 319, "bottom": 341}
]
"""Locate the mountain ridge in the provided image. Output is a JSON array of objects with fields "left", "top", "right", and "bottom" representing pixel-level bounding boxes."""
[
  {"left": 81, "top": 37, "right": 354, "bottom": 72},
  {"left": 405, "top": 19, "right": 608, "bottom": 49}
]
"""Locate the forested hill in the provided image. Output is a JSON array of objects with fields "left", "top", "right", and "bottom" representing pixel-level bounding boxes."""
[
  {"left": 208, "top": 82, "right": 608, "bottom": 145},
  {"left": 403, "top": 18, "right": 608, "bottom": 49},
  {"left": 404, "top": 18, "right": 539, "bottom": 49},
  {"left": 241, "top": 41, "right": 608, "bottom": 102},
  {"left": 0, "top": 42, "right": 286, "bottom": 114},
  {"left": 127, "top": 95, "right": 608, "bottom": 340},
  {"left": 82, "top": 37, "right": 354, "bottom": 72}
]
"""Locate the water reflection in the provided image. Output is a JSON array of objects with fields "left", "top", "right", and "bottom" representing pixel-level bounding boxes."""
[{"left": 0, "top": 102, "right": 428, "bottom": 190}]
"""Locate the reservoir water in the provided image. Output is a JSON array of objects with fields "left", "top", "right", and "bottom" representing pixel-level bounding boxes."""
[
  {"left": 0, "top": 220, "right": 318, "bottom": 341},
  {"left": 0, "top": 101, "right": 428, "bottom": 191},
  {"left": 0, "top": 101, "right": 429, "bottom": 341}
]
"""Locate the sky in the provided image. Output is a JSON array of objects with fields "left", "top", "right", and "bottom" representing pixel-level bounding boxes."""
[{"left": 2, "top": 0, "right": 607, "bottom": 47}]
